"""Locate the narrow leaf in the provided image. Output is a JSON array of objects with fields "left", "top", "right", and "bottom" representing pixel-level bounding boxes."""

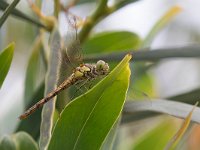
[
  {"left": 142, "top": 6, "right": 182, "bottom": 47},
  {"left": 0, "top": 0, "right": 20, "bottom": 28},
  {"left": 124, "top": 99, "right": 200, "bottom": 124},
  {"left": 0, "top": 42, "right": 15, "bottom": 88},
  {"left": 164, "top": 102, "right": 199, "bottom": 150},
  {"left": 48, "top": 54, "right": 132, "bottom": 150},
  {"left": 39, "top": 27, "right": 61, "bottom": 150}
]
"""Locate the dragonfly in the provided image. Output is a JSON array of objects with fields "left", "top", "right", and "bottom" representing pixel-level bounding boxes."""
[{"left": 19, "top": 16, "right": 110, "bottom": 120}]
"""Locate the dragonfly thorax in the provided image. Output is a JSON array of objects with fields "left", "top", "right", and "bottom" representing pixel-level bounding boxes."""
[{"left": 73, "top": 60, "right": 109, "bottom": 79}]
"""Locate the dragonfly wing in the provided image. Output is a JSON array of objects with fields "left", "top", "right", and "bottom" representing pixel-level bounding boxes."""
[
  {"left": 57, "top": 14, "right": 83, "bottom": 85},
  {"left": 63, "top": 14, "right": 83, "bottom": 67}
]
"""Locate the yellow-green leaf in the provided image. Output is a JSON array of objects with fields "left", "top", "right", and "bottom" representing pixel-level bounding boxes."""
[
  {"left": 142, "top": 6, "right": 182, "bottom": 47},
  {"left": 48, "top": 54, "right": 132, "bottom": 150},
  {"left": 164, "top": 102, "right": 199, "bottom": 150},
  {"left": 132, "top": 119, "right": 177, "bottom": 150}
]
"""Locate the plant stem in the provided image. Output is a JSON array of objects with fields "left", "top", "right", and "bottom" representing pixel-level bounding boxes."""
[
  {"left": 78, "top": 0, "right": 109, "bottom": 43},
  {"left": 84, "top": 45, "right": 200, "bottom": 62},
  {"left": 0, "top": 0, "right": 20, "bottom": 28}
]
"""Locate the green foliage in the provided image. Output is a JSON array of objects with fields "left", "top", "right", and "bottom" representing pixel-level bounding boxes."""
[
  {"left": 142, "top": 6, "right": 182, "bottom": 47},
  {"left": 83, "top": 31, "right": 141, "bottom": 54},
  {"left": 48, "top": 55, "right": 131, "bottom": 150},
  {"left": 0, "top": 42, "right": 14, "bottom": 88},
  {"left": 0, "top": 132, "right": 38, "bottom": 150},
  {"left": 0, "top": 135, "right": 16, "bottom": 150},
  {"left": 1, "top": 0, "right": 199, "bottom": 150},
  {"left": 132, "top": 119, "right": 177, "bottom": 150}
]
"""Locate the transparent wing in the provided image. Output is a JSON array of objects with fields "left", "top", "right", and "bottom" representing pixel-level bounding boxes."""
[
  {"left": 63, "top": 14, "right": 83, "bottom": 67},
  {"left": 57, "top": 13, "right": 83, "bottom": 84}
]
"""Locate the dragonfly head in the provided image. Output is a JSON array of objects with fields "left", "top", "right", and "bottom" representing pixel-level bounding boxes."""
[{"left": 96, "top": 60, "right": 109, "bottom": 75}]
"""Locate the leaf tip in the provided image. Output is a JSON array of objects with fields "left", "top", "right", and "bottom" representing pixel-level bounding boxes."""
[
  {"left": 168, "top": 5, "right": 183, "bottom": 17},
  {"left": 125, "top": 53, "right": 132, "bottom": 61}
]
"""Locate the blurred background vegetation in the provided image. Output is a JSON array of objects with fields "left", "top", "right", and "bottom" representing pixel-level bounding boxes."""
[{"left": 1, "top": 0, "right": 200, "bottom": 150}]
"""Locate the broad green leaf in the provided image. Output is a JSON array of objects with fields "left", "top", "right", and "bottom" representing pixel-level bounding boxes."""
[
  {"left": 13, "top": 132, "right": 38, "bottom": 150},
  {"left": 83, "top": 31, "right": 141, "bottom": 54},
  {"left": 39, "top": 27, "right": 61, "bottom": 150},
  {"left": 48, "top": 54, "right": 132, "bottom": 150},
  {"left": 142, "top": 6, "right": 182, "bottom": 47},
  {"left": 132, "top": 119, "right": 177, "bottom": 150},
  {"left": 0, "top": 42, "right": 14, "bottom": 88},
  {"left": 0, "top": 135, "right": 16, "bottom": 150},
  {"left": 164, "top": 102, "right": 198, "bottom": 150},
  {"left": 0, "top": 0, "right": 20, "bottom": 28}
]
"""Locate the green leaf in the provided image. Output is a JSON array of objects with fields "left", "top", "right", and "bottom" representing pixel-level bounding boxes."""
[
  {"left": 83, "top": 31, "right": 141, "bottom": 54},
  {"left": 142, "top": 6, "right": 182, "bottom": 47},
  {"left": 164, "top": 102, "right": 198, "bottom": 150},
  {"left": 13, "top": 132, "right": 38, "bottom": 150},
  {"left": 100, "top": 119, "right": 120, "bottom": 150},
  {"left": 132, "top": 119, "right": 177, "bottom": 150},
  {"left": 0, "top": 132, "right": 38, "bottom": 150},
  {"left": 0, "top": 0, "right": 20, "bottom": 28},
  {"left": 0, "top": 135, "right": 16, "bottom": 150},
  {"left": 48, "top": 54, "right": 132, "bottom": 150},
  {"left": 123, "top": 99, "right": 200, "bottom": 124},
  {"left": 0, "top": 42, "right": 15, "bottom": 88}
]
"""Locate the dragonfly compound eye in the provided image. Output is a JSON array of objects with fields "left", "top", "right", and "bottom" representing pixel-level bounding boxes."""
[{"left": 96, "top": 60, "right": 106, "bottom": 70}]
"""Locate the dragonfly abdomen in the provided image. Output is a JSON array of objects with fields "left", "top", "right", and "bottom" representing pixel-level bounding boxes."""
[{"left": 19, "top": 76, "right": 75, "bottom": 120}]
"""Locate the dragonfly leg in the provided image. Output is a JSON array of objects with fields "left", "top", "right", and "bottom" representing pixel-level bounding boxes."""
[{"left": 70, "top": 78, "right": 91, "bottom": 100}]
